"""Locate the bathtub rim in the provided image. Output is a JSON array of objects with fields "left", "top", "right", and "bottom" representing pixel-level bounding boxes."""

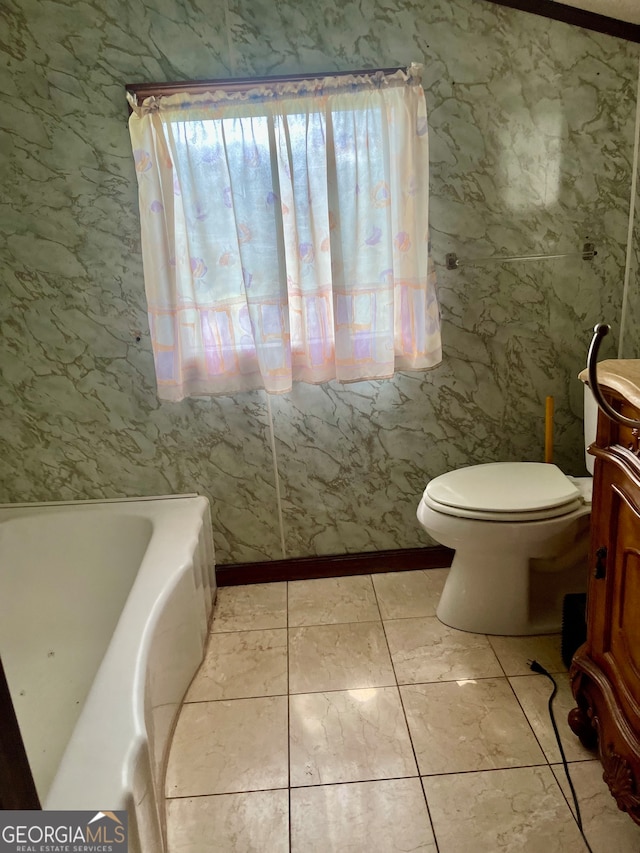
[
  {"left": 0, "top": 492, "right": 200, "bottom": 511},
  {"left": 0, "top": 494, "right": 213, "bottom": 821}
]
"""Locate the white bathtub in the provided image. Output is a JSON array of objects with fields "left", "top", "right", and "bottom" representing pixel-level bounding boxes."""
[{"left": 0, "top": 494, "right": 215, "bottom": 852}]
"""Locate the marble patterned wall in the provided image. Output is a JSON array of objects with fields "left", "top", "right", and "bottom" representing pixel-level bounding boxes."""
[
  {"left": 1, "top": 0, "right": 638, "bottom": 564},
  {"left": 621, "top": 111, "right": 640, "bottom": 359}
]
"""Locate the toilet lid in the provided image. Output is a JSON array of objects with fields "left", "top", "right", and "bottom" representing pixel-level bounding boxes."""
[{"left": 425, "top": 462, "right": 582, "bottom": 514}]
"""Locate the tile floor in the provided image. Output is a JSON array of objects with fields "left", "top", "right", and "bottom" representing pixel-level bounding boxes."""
[{"left": 164, "top": 569, "right": 640, "bottom": 852}]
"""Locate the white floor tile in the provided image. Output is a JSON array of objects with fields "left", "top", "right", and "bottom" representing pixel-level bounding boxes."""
[
  {"left": 289, "top": 620, "right": 395, "bottom": 693},
  {"left": 289, "top": 687, "right": 417, "bottom": 786},
  {"left": 401, "top": 678, "right": 546, "bottom": 774},
  {"left": 372, "top": 569, "right": 446, "bottom": 619},
  {"left": 186, "top": 628, "right": 288, "bottom": 701},
  {"left": 385, "top": 616, "right": 503, "bottom": 683},
  {"left": 164, "top": 575, "right": 628, "bottom": 853},
  {"left": 167, "top": 790, "right": 289, "bottom": 853},
  {"left": 509, "top": 672, "right": 595, "bottom": 763},
  {"left": 423, "top": 766, "right": 589, "bottom": 852},
  {"left": 290, "top": 778, "right": 436, "bottom": 852},
  {"left": 288, "top": 575, "right": 380, "bottom": 626},
  {"left": 211, "top": 583, "right": 287, "bottom": 632},
  {"left": 552, "top": 760, "right": 640, "bottom": 853},
  {"left": 488, "top": 633, "right": 566, "bottom": 676},
  {"left": 166, "top": 696, "right": 288, "bottom": 797}
]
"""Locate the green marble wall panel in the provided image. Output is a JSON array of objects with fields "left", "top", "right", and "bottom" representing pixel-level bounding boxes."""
[
  {"left": 621, "top": 111, "right": 640, "bottom": 360},
  {"left": 269, "top": 374, "right": 447, "bottom": 556},
  {"left": 1, "top": 0, "right": 638, "bottom": 562}
]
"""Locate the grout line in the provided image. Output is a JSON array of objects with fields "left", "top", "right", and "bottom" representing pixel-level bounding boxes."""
[
  {"left": 210, "top": 612, "right": 475, "bottom": 634},
  {"left": 166, "top": 760, "right": 572, "bottom": 803},
  {"left": 287, "top": 773, "right": 423, "bottom": 788},
  {"left": 289, "top": 617, "right": 383, "bottom": 631},
  {"left": 419, "top": 762, "right": 553, "bottom": 779},
  {"left": 167, "top": 786, "right": 290, "bottom": 801},
  {"left": 371, "top": 577, "right": 441, "bottom": 853},
  {"left": 505, "top": 670, "right": 557, "bottom": 766},
  {"left": 485, "top": 634, "right": 510, "bottom": 680},
  {"left": 505, "top": 667, "right": 594, "bottom": 838},
  {"left": 208, "top": 624, "right": 289, "bottom": 635},
  {"left": 181, "top": 672, "right": 541, "bottom": 705},
  {"left": 182, "top": 693, "right": 289, "bottom": 704}
]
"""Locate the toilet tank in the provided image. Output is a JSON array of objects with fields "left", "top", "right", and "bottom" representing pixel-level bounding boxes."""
[{"left": 584, "top": 383, "right": 598, "bottom": 475}]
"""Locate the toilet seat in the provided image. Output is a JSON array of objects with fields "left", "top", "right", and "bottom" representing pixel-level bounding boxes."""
[{"left": 423, "top": 462, "right": 585, "bottom": 522}]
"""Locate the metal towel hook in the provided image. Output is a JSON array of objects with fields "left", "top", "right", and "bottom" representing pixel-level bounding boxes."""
[{"left": 587, "top": 323, "right": 640, "bottom": 430}]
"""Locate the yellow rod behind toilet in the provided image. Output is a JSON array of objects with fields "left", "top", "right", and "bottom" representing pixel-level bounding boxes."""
[{"left": 545, "top": 396, "right": 554, "bottom": 463}]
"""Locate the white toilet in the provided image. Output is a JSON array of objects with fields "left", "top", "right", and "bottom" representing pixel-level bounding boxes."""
[{"left": 416, "top": 386, "right": 597, "bottom": 635}]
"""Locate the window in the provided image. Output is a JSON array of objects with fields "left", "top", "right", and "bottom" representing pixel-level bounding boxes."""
[{"left": 127, "top": 65, "right": 441, "bottom": 400}]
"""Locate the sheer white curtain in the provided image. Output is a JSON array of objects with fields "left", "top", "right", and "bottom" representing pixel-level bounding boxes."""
[{"left": 128, "top": 65, "right": 441, "bottom": 400}]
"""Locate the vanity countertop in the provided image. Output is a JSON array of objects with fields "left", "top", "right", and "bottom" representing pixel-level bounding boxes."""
[{"left": 579, "top": 359, "right": 640, "bottom": 409}]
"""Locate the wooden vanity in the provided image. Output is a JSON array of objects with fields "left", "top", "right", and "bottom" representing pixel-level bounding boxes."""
[{"left": 569, "top": 359, "right": 640, "bottom": 822}]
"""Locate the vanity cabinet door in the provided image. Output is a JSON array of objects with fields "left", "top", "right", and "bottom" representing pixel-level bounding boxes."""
[
  {"left": 569, "top": 377, "right": 640, "bottom": 823},
  {"left": 589, "top": 458, "right": 640, "bottom": 722}
]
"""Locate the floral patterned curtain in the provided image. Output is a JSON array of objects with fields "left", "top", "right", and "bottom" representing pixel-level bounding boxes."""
[{"left": 127, "top": 64, "right": 441, "bottom": 400}]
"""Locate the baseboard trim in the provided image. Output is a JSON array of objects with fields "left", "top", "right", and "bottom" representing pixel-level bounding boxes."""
[{"left": 216, "top": 545, "right": 454, "bottom": 586}]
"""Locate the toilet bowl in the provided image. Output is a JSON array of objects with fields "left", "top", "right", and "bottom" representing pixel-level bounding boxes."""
[{"left": 416, "top": 388, "right": 595, "bottom": 636}]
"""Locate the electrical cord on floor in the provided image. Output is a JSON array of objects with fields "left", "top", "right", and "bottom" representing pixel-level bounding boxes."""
[{"left": 527, "top": 659, "right": 595, "bottom": 853}]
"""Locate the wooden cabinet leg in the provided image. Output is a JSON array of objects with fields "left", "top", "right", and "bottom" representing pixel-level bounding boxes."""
[{"left": 568, "top": 705, "right": 598, "bottom": 750}]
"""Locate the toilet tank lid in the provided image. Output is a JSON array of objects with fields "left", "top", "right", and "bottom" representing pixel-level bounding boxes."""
[{"left": 425, "top": 462, "right": 582, "bottom": 513}]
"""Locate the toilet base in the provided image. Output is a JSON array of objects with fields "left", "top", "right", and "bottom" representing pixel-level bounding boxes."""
[
  {"left": 436, "top": 550, "right": 529, "bottom": 635},
  {"left": 417, "top": 495, "right": 591, "bottom": 637},
  {"left": 436, "top": 547, "right": 588, "bottom": 636}
]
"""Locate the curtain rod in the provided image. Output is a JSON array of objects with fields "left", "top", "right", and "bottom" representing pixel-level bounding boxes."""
[
  {"left": 445, "top": 242, "right": 597, "bottom": 270},
  {"left": 125, "top": 66, "right": 407, "bottom": 106}
]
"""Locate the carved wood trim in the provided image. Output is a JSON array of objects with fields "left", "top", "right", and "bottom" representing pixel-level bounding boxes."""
[
  {"left": 568, "top": 665, "right": 599, "bottom": 749},
  {"left": 601, "top": 747, "right": 640, "bottom": 818},
  {"left": 628, "top": 429, "right": 640, "bottom": 456},
  {"left": 591, "top": 445, "right": 640, "bottom": 493},
  {"left": 571, "top": 656, "right": 640, "bottom": 824}
]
